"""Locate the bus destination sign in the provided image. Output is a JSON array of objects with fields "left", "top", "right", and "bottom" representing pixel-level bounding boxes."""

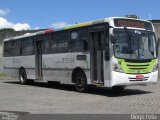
[{"left": 114, "top": 18, "right": 153, "bottom": 30}]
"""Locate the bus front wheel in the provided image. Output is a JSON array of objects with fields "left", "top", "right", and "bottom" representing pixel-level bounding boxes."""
[
  {"left": 19, "top": 69, "right": 27, "bottom": 84},
  {"left": 75, "top": 71, "right": 88, "bottom": 92}
]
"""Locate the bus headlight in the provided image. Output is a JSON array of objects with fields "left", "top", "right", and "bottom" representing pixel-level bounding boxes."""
[
  {"left": 112, "top": 63, "right": 124, "bottom": 73},
  {"left": 153, "top": 64, "right": 158, "bottom": 72}
]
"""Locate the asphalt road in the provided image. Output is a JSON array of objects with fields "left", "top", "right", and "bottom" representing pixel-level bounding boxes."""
[{"left": 0, "top": 79, "right": 160, "bottom": 114}]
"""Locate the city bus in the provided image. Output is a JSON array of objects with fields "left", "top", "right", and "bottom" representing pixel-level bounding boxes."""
[{"left": 3, "top": 17, "right": 158, "bottom": 92}]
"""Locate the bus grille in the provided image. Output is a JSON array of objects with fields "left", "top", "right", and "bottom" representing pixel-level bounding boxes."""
[
  {"left": 118, "top": 59, "right": 157, "bottom": 74},
  {"left": 129, "top": 77, "right": 149, "bottom": 81},
  {"left": 126, "top": 64, "right": 150, "bottom": 70}
]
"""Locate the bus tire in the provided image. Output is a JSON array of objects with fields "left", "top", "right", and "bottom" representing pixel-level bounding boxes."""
[
  {"left": 74, "top": 70, "right": 88, "bottom": 92},
  {"left": 112, "top": 86, "right": 125, "bottom": 92},
  {"left": 19, "top": 69, "right": 27, "bottom": 85}
]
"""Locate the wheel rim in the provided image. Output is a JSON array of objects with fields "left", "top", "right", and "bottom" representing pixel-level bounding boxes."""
[
  {"left": 20, "top": 71, "right": 25, "bottom": 83},
  {"left": 76, "top": 77, "right": 85, "bottom": 89}
]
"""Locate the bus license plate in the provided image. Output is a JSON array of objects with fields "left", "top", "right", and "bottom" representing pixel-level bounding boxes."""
[{"left": 136, "top": 75, "right": 144, "bottom": 80}]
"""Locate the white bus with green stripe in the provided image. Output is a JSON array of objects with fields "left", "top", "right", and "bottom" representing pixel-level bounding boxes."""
[{"left": 3, "top": 17, "right": 158, "bottom": 92}]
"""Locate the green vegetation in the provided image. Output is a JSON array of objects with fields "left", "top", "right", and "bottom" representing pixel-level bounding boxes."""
[
  {"left": 0, "top": 72, "right": 5, "bottom": 76},
  {"left": 0, "top": 72, "right": 5, "bottom": 79},
  {"left": 0, "top": 28, "right": 15, "bottom": 32}
]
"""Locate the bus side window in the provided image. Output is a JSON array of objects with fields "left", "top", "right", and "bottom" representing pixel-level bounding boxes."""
[
  {"left": 22, "top": 37, "right": 34, "bottom": 55},
  {"left": 39, "top": 34, "right": 51, "bottom": 54},
  {"left": 13, "top": 39, "right": 22, "bottom": 56},
  {"left": 43, "top": 39, "right": 50, "bottom": 54},
  {"left": 70, "top": 28, "right": 88, "bottom": 52},
  {"left": 79, "top": 28, "right": 89, "bottom": 51},
  {"left": 51, "top": 31, "right": 68, "bottom": 53},
  {"left": 83, "top": 39, "right": 88, "bottom": 51},
  {"left": 4, "top": 41, "right": 13, "bottom": 57}
]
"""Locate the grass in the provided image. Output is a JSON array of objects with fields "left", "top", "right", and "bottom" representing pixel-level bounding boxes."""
[{"left": 0, "top": 72, "right": 5, "bottom": 79}]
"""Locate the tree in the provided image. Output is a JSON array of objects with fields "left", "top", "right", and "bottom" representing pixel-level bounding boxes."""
[{"left": 0, "top": 28, "right": 15, "bottom": 32}]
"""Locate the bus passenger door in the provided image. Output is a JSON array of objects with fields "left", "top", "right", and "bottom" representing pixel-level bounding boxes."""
[
  {"left": 90, "top": 31, "right": 105, "bottom": 84},
  {"left": 35, "top": 41, "right": 43, "bottom": 80}
]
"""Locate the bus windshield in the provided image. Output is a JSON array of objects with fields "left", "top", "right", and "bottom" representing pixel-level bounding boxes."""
[{"left": 113, "top": 29, "right": 156, "bottom": 60}]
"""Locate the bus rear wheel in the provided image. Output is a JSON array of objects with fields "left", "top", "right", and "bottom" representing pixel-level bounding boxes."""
[
  {"left": 74, "top": 71, "right": 88, "bottom": 92},
  {"left": 19, "top": 69, "right": 27, "bottom": 84}
]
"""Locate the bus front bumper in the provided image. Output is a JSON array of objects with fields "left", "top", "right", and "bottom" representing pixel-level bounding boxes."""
[{"left": 111, "top": 71, "right": 158, "bottom": 87}]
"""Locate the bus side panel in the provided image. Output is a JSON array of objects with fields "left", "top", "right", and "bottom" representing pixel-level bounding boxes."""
[
  {"left": 4, "top": 55, "right": 36, "bottom": 80},
  {"left": 3, "top": 57, "right": 18, "bottom": 78},
  {"left": 42, "top": 69, "right": 72, "bottom": 83},
  {"left": 42, "top": 53, "right": 91, "bottom": 84},
  {"left": 18, "top": 55, "right": 36, "bottom": 79}
]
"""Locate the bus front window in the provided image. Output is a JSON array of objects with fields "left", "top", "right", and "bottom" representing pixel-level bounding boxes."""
[{"left": 113, "top": 29, "right": 156, "bottom": 60}]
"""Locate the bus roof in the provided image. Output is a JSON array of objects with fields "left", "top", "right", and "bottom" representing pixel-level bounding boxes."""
[{"left": 4, "top": 17, "right": 152, "bottom": 41}]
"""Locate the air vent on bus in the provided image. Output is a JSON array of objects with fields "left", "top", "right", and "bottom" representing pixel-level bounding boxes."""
[
  {"left": 129, "top": 77, "right": 149, "bottom": 81},
  {"left": 126, "top": 64, "right": 149, "bottom": 70}
]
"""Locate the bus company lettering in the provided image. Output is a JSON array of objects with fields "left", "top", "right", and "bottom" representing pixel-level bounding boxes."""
[
  {"left": 117, "top": 20, "right": 145, "bottom": 28},
  {"left": 62, "top": 58, "right": 75, "bottom": 63}
]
